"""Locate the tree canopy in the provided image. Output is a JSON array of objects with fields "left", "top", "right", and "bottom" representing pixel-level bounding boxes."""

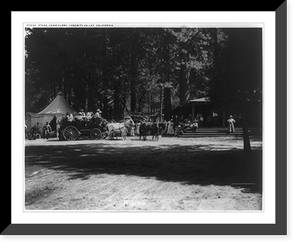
[{"left": 25, "top": 27, "right": 262, "bottom": 126}]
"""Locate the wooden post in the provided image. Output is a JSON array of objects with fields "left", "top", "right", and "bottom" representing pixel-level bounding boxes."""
[
  {"left": 163, "top": 87, "right": 171, "bottom": 121},
  {"left": 192, "top": 104, "right": 195, "bottom": 122},
  {"left": 160, "top": 85, "right": 163, "bottom": 122}
]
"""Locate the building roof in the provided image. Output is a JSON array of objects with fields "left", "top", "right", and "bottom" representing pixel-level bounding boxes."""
[{"left": 188, "top": 97, "right": 211, "bottom": 103}]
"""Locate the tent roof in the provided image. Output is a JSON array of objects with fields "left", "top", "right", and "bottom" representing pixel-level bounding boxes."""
[{"left": 38, "top": 91, "right": 76, "bottom": 115}]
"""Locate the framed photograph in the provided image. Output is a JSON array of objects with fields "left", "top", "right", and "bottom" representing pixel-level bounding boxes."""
[{"left": 7, "top": 4, "right": 286, "bottom": 235}]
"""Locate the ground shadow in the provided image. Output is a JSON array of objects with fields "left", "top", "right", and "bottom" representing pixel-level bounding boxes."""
[{"left": 25, "top": 141, "right": 262, "bottom": 193}]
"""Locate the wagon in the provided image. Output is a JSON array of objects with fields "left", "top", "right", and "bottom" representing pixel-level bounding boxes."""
[{"left": 59, "top": 117, "right": 107, "bottom": 141}]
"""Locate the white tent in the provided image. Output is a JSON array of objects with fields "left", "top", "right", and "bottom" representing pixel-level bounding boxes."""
[{"left": 25, "top": 92, "right": 76, "bottom": 130}]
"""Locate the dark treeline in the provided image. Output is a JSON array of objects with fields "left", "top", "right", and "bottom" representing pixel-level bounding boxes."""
[
  {"left": 25, "top": 27, "right": 262, "bottom": 151},
  {"left": 25, "top": 28, "right": 227, "bottom": 118}
]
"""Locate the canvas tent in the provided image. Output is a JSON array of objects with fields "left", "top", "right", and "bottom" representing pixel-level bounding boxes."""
[{"left": 25, "top": 92, "right": 76, "bottom": 130}]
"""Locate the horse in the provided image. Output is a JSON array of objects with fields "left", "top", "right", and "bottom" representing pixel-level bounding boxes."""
[
  {"left": 106, "top": 122, "right": 127, "bottom": 140},
  {"left": 139, "top": 122, "right": 166, "bottom": 141},
  {"left": 154, "top": 122, "right": 167, "bottom": 141},
  {"left": 150, "top": 122, "right": 160, "bottom": 141},
  {"left": 106, "top": 119, "right": 134, "bottom": 140},
  {"left": 139, "top": 122, "right": 152, "bottom": 141}
]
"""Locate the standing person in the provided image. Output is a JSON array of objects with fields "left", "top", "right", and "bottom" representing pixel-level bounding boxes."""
[
  {"left": 167, "top": 119, "right": 175, "bottom": 135},
  {"left": 199, "top": 115, "right": 204, "bottom": 127},
  {"left": 212, "top": 112, "right": 218, "bottom": 127},
  {"left": 227, "top": 115, "right": 236, "bottom": 133},
  {"left": 165, "top": 120, "right": 170, "bottom": 135},
  {"left": 174, "top": 115, "right": 179, "bottom": 130},
  {"left": 56, "top": 116, "right": 63, "bottom": 140},
  {"left": 42, "top": 122, "right": 52, "bottom": 139},
  {"left": 36, "top": 122, "right": 42, "bottom": 136},
  {"left": 31, "top": 122, "right": 42, "bottom": 139},
  {"left": 155, "top": 115, "right": 160, "bottom": 123},
  {"left": 136, "top": 121, "right": 140, "bottom": 136}
]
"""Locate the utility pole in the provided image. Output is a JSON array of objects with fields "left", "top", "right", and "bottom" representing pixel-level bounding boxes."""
[{"left": 160, "top": 84, "right": 163, "bottom": 122}]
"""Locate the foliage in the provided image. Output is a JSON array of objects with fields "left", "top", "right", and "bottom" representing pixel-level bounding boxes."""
[
  {"left": 206, "top": 28, "right": 262, "bottom": 152},
  {"left": 25, "top": 28, "right": 219, "bottom": 118},
  {"left": 25, "top": 27, "right": 262, "bottom": 126},
  {"left": 207, "top": 28, "right": 262, "bottom": 110}
]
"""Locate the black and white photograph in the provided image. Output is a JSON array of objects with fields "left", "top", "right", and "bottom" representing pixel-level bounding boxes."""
[{"left": 24, "top": 24, "right": 263, "bottom": 211}]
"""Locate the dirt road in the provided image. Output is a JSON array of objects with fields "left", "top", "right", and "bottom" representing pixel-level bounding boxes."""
[{"left": 25, "top": 136, "right": 262, "bottom": 211}]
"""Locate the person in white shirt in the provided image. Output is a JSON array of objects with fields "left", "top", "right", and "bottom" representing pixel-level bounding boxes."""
[{"left": 227, "top": 115, "right": 236, "bottom": 133}]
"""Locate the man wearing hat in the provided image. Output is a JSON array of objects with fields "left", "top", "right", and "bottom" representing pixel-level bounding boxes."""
[
  {"left": 227, "top": 115, "right": 236, "bottom": 133},
  {"left": 77, "top": 109, "right": 86, "bottom": 118},
  {"left": 93, "top": 109, "right": 103, "bottom": 127},
  {"left": 94, "top": 109, "right": 102, "bottom": 119},
  {"left": 42, "top": 122, "right": 52, "bottom": 139}
]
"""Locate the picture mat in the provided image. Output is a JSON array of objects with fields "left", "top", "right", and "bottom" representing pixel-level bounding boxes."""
[{"left": 11, "top": 11, "right": 275, "bottom": 224}]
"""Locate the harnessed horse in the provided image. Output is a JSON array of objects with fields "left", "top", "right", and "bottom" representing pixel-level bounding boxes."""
[
  {"left": 106, "top": 119, "right": 135, "bottom": 140},
  {"left": 139, "top": 122, "right": 165, "bottom": 141}
]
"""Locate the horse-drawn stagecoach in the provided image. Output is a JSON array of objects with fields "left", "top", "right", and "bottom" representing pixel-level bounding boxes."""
[
  {"left": 59, "top": 116, "right": 135, "bottom": 141},
  {"left": 59, "top": 117, "right": 108, "bottom": 141}
]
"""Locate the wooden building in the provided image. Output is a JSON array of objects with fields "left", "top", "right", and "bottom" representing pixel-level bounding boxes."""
[{"left": 171, "top": 97, "right": 229, "bottom": 127}]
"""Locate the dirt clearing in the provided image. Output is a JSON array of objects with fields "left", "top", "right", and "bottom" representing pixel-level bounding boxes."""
[{"left": 25, "top": 136, "right": 262, "bottom": 211}]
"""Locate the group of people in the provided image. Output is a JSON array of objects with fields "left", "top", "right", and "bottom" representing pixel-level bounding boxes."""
[
  {"left": 133, "top": 117, "right": 184, "bottom": 137},
  {"left": 158, "top": 114, "right": 236, "bottom": 136},
  {"left": 26, "top": 121, "right": 53, "bottom": 140},
  {"left": 175, "top": 113, "right": 236, "bottom": 133},
  {"left": 57, "top": 109, "right": 106, "bottom": 140},
  {"left": 26, "top": 109, "right": 237, "bottom": 141},
  {"left": 65, "top": 109, "right": 103, "bottom": 122},
  {"left": 26, "top": 109, "right": 106, "bottom": 141}
]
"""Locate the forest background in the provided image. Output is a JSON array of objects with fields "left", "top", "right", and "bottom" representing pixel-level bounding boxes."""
[{"left": 25, "top": 27, "right": 262, "bottom": 124}]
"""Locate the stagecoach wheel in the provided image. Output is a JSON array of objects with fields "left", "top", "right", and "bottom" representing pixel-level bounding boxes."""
[
  {"left": 62, "top": 126, "right": 79, "bottom": 141},
  {"left": 90, "top": 128, "right": 102, "bottom": 139}
]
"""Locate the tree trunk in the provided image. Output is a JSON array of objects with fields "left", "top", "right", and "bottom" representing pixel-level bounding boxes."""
[
  {"left": 163, "top": 87, "right": 171, "bottom": 121},
  {"left": 103, "top": 95, "right": 108, "bottom": 119},
  {"left": 114, "top": 85, "right": 120, "bottom": 120},
  {"left": 212, "top": 28, "right": 219, "bottom": 66},
  {"left": 131, "top": 84, "right": 136, "bottom": 112},
  {"left": 130, "top": 53, "right": 137, "bottom": 112},
  {"left": 178, "top": 47, "right": 191, "bottom": 105},
  {"left": 84, "top": 83, "right": 89, "bottom": 112},
  {"left": 51, "top": 79, "right": 56, "bottom": 99},
  {"left": 67, "top": 85, "right": 72, "bottom": 105},
  {"left": 242, "top": 112, "right": 252, "bottom": 153},
  {"left": 179, "top": 62, "right": 188, "bottom": 105},
  {"left": 73, "top": 69, "right": 82, "bottom": 111},
  {"left": 185, "top": 62, "right": 191, "bottom": 92},
  {"left": 148, "top": 91, "right": 152, "bottom": 113}
]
